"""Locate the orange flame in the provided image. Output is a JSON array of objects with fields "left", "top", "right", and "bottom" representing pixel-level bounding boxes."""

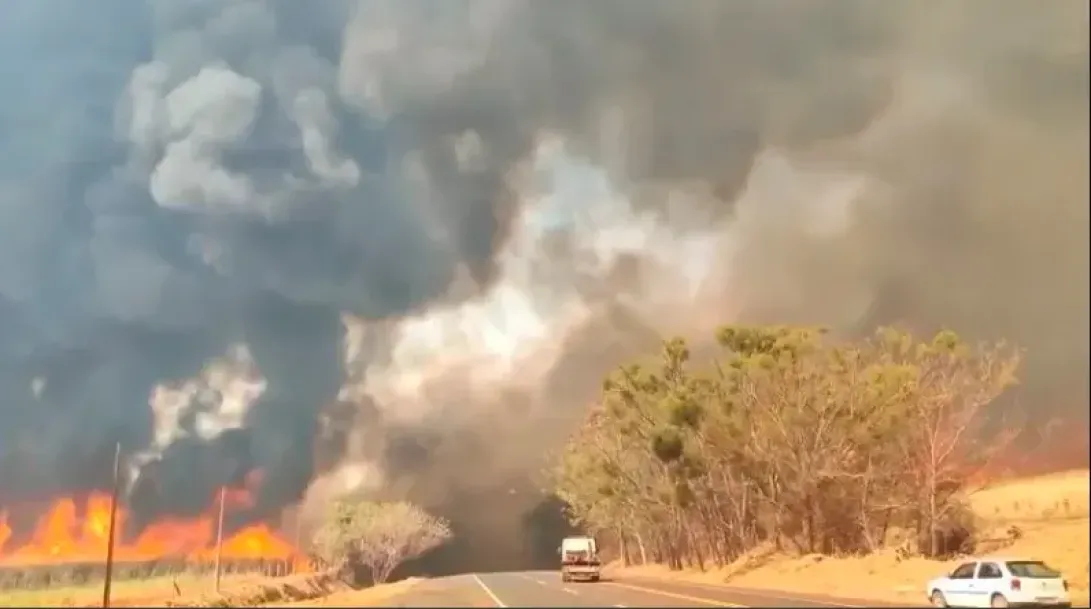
[{"left": 0, "top": 490, "right": 309, "bottom": 571}]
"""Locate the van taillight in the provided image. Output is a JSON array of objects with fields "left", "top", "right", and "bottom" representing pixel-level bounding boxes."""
[{"left": 1010, "top": 578, "right": 1021, "bottom": 591}]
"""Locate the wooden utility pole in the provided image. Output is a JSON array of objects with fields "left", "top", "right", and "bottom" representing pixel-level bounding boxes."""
[
  {"left": 102, "top": 442, "right": 122, "bottom": 608},
  {"left": 214, "top": 485, "right": 227, "bottom": 593}
]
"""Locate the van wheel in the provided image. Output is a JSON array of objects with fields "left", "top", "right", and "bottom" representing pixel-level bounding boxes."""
[
  {"left": 990, "top": 593, "right": 1009, "bottom": 608},
  {"left": 930, "top": 590, "right": 947, "bottom": 607},
  {"left": 590, "top": 575, "right": 600, "bottom": 582}
]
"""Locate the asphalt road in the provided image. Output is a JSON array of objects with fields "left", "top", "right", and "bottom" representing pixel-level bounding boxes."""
[{"left": 379, "top": 570, "right": 918, "bottom": 607}]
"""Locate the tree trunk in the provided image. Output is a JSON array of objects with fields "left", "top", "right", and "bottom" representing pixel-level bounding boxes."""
[
  {"left": 928, "top": 471, "right": 938, "bottom": 557},
  {"left": 635, "top": 531, "right": 649, "bottom": 565}
]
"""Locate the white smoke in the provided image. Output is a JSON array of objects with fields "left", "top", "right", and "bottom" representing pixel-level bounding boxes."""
[
  {"left": 303, "top": 135, "right": 874, "bottom": 504},
  {"left": 131, "top": 105, "right": 902, "bottom": 516},
  {"left": 145, "top": 343, "right": 265, "bottom": 455}
]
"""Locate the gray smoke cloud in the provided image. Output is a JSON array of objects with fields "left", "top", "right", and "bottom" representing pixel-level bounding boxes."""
[{"left": 0, "top": 0, "right": 1086, "bottom": 568}]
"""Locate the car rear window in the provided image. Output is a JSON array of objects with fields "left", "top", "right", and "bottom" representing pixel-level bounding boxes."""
[{"left": 1006, "top": 561, "right": 1061, "bottom": 578}]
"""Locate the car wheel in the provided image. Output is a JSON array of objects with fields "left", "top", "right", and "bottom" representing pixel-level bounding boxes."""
[
  {"left": 990, "top": 593, "right": 1009, "bottom": 608},
  {"left": 930, "top": 590, "right": 947, "bottom": 607}
]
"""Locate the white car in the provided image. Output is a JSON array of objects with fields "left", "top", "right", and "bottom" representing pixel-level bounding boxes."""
[{"left": 926, "top": 558, "right": 1072, "bottom": 607}]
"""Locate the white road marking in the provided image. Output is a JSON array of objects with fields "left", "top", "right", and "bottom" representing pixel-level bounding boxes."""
[
  {"left": 563, "top": 587, "right": 579, "bottom": 595},
  {"left": 472, "top": 573, "right": 507, "bottom": 608},
  {"left": 513, "top": 572, "right": 549, "bottom": 586},
  {"left": 606, "top": 581, "right": 741, "bottom": 607},
  {"left": 615, "top": 604, "right": 628, "bottom": 607}
]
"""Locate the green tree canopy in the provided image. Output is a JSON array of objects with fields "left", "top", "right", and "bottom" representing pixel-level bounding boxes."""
[{"left": 551, "top": 325, "right": 1019, "bottom": 566}]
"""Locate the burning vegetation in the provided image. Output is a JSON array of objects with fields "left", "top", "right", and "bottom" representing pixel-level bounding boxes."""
[{"left": 0, "top": 484, "right": 311, "bottom": 592}]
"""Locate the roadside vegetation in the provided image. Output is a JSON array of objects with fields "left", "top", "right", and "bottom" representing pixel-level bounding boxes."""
[
  {"left": 0, "top": 571, "right": 304, "bottom": 608},
  {"left": 0, "top": 559, "right": 310, "bottom": 608},
  {"left": 550, "top": 324, "right": 1026, "bottom": 567},
  {"left": 310, "top": 498, "right": 452, "bottom": 586}
]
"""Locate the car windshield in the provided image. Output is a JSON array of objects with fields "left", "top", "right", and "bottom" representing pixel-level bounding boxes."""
[{"left": 1006, "top": 561, "right": 1061, "bottom": 578}]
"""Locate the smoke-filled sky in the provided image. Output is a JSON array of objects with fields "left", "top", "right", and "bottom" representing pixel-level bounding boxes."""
[{"left": 0, "top": 0, "right": 1087, "bottom": 567}]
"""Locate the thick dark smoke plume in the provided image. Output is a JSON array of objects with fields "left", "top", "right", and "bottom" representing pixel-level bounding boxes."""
[{"left": 0, "top": 0, "right": 1086, "bottom": 569}]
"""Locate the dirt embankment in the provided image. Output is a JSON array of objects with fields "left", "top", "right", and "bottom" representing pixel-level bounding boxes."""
[
  {"left": 152, "top": 572, "right": 345, "bottom": 607},
  {"left": 265, "top": 577, "right": 422, "bottom": 607},
  {"left": 609, "top": 470, "right": 1091, "bottom": 606},
  {"left": 138, "top": 571, "right": 420, "bottom": 607}
]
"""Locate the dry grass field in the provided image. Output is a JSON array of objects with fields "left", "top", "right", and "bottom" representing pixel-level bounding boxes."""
[
  {"left": 609, "top": 469, "right": 1091, "bottom": 605},
  {"left": 0, "top": 571, "right": 363, "bottom": 608},
  {"left": 1, "top": 572, "right": 251, "bottom": 607}
]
